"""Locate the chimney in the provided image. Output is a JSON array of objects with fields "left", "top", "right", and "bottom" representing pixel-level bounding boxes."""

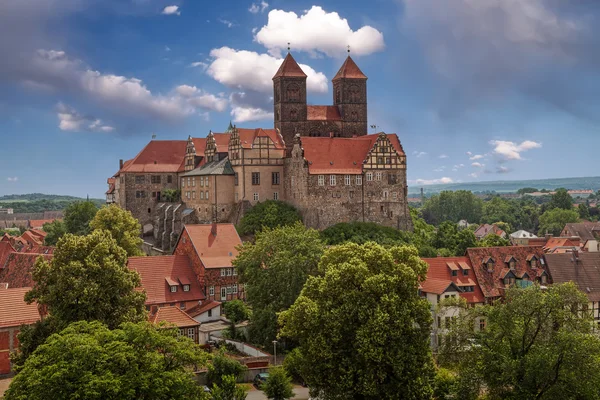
[
  {"left": 119, "top": 159, "right": 124, "bottom": 169},
  {"left": 572, "top": 248, "right": 580, "bottom": 263},
  {"left": 545, "top": 233, "right": 553, "bottom": 241},
  {"left": 211, "top": 221, "right": 217, "bottom": 237}
]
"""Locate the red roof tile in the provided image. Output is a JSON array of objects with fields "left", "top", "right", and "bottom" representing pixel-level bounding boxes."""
[
  {"left": 29, "top": 229, "right": 47, "bottom": 239},
  {"left": 150, "top": 306, "right": 199, "bottom": 328},
  {"left": 0, "top": 287, "right": 40, "bottom": 328},
  {"left": 306, "top": 106, "right": 342, "bottom": 121},
  {"left": 422, "top": 257, "right": 485, "bottom": 304},
  {"left": 128, "top": 255, "right": 205, "bottom": 306},
  {"left": 187, "top": 300, "right": 221, "bottom": 318},
  {"left": 332, "top": 56, "right": 367, "bottom": 80},
  {"left": 21, "top": 231, "right": 42, "bottom": 246},
  {"left": 119, "top": 140, "right": 187, "bottom": 173},
  {"left": 273, "top": 53, "right": 307, "bottom": 78},
  {"left": 0, "top": 241, "right": 16, "bottom": 267},
  {"left": 420, "top": 278, "right": 458, "bottom": 295},
  {"left": 0, "top": 253, "right": 52, "bottom": 288},
  {"left": 29, "top": 219, "right": 60, "bottom": 230},
  {"left": 182, "top": 224, "right": 242, "bottom": 269}
]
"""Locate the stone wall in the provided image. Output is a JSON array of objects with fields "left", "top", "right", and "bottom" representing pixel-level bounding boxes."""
[{"left": 123, "top": 172, "right": 178, "bottom": 227}]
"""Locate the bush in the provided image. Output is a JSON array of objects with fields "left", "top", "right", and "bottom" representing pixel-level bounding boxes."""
[
  {"left": 238, "top": 201, "right": 301, "bottom": 236},
  {"left": 433, "top": 368, "right": 457, "bottom": 399}
]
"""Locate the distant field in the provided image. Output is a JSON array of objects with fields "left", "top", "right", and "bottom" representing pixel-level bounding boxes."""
[{"left": 0, "top": 199, "right": 28, "bottom": 203}]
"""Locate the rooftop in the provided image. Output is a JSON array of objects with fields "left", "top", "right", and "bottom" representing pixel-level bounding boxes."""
[
  {"left": 545, "top": 252, "right": 600, "bottom": 302},
  {"left": 332, "top": 56, "right": 368, "bottom": 80},
  {"left": 118, "top": 140, "right": 187, "bottom": 173},
  {"left": 272, "top": 53, "right": 307, "bottom": 78},
  {"left": 182, "top": 224, "right": 242, "bottom": 269},
  {"left": 150, "top": 306, "right": 199, "bottom": 328},
  {"left": 0, "top": 287, "right": 40, "bottom": 328}
]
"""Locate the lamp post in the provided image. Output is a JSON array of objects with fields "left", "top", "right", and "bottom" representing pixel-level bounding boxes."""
[{"left": 272, "top": 340, "right": 278, "bottom": 365}]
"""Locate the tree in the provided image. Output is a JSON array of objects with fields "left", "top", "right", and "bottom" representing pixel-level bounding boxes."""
[
  {"left": 421, "top": 191, "right": 483, "bottom": 225},
  {"left": 234, "top": 223, "right": 325, "bottom": 347},
  {"left": 579, "top": 203, "right": 591, "bottom": 220},
  {"left": 321, "top": 222, "right": 410, "bottom": 246},
  {"left": 431, "top": 222, "right": 476, "bottom": 256},
  {"left": 223, "top": 300, "right": 250, "bottom": 340},
  {"left": 538, "top": 208, "right": 579, "bottom": 236},
  {"left": 279, "top": 243, "right": 434, "bottom": 399},
  {"left": 433, "top": 368, "right": 457, "bottom": 400},
  {"left": 206, "top": 352, "right": 247, "bottom": 388},
  {"left": 238, "top": 200, "right": 301, "bottom": 236},
  {"left": 478, "top": 234, "right": 511, "bottom": 247},
  {"left": 89, "top": 204, "right": 144, "bottom": 256},
  {"left": 42, "top": 220, "right": 67, "bottom": 246},
  {"left": 63, "top": 200, "right": 98, "bottom": 235},
  {"left": 481, "top": 197, "right": 518, "bottom": 229},
  {"left": 282, "top": 348, "right": 304, "bottom": 383},
  {"left": 211, "top": 375, "right": 247, "bottom": 400},
  {"left": 263, "top": 366, "right": 294, "bottom": 400},
  {"left": 517, "top": 187, "right": 538, "bottom": 195},
  {"left": 548, "top": 188, "right": 573, "bottom": 211},
  {"left": 410, "top": 208, "right": 436, "bottom": 253},
  {"left": 439, "top": 284, "right": 600, "bottom": 399},
  {"left": 162, "top": 189, "right": 181, "bottom": 202},
  {"left": 5, "top": 321, "right": 208, "bottom": 400}
]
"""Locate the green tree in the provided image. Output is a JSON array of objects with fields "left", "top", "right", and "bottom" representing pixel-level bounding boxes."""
[
  {"left": 63, "top": 200, "right": 98, "bottom": 235},
  {"left": 89, "top": 204, "right": 144, "bottom": 256},
  {"left": 5, "top": 321, "right": 208, "bottom": 400},
  {"left": 421, "top": 191, "right": 483, "bottom": 225},
  {"left": 481, "top": 197, "right": 518, "bottom": 229},
  {"left": 211, "top": 375, "right": 247, "bottom": 400},
  {"left": 238, "top": 200, "right": 301, "bottom": 236},
  {"left": 517, "top": 187, "right": 538, "bottom": 195},
  {"left": 433, "top": 368, "right": 457, "bottom": 400},
  {"left": 548, "top": 188, "right": 573, "bottom": 211},
  {"left": 234, "top": 223, "right": 325, "bottom": 347},
  {"left": 439, "top": 284, "right": 600, "bottom": 400},
  {"left": 263, "top": 366, "right": 294, "bottom": 400},
  {"left": 279, "top": 243, "right": 434, "bottom": 400},
  {"left": 282, "top": 348, "right": 304, "bottom": 383},
  {"left": 431, "top": 222, "right": 476, "bottom": 256},
  {"left": 223, "top": 300, "right": 250, "bottom": 340},
  {"left": 42, "top": 220, "right": 67, "bottom": 246},
  {"left": 321, "top": 221, "right": 410, "bottom": 246},
  {"left": 410, "top": 208, "right": 436, "bottom": 253},
  {"left": 538, "top": 208, "right": 579, "bottom": 236},
  {"left": 206, "top": 353, "right": 247, "bottom": 388},
  {"left": 478, "top": 234, "right": 511, "bottom": 247},
  {"left": 579, "top": 203, "right": 591, "bottom": 220},
  {"left": 162, "top": 189, "right": 181, "bottom": 202}
]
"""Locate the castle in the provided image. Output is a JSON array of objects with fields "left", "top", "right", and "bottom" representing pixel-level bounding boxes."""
[{"left": 107, "top": 53, "right": 412, "bottom": 252}]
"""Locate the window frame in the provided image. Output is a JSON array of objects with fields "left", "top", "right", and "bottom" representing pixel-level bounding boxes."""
[
  {"left": 318, "top": 175, "right": 325, "bottom": 186},
  {"left": 252, "top": 172, "right": 260, "bottom": 185},
  {"left": 330, "top": 175, "right": 336, "bottom": 186}
]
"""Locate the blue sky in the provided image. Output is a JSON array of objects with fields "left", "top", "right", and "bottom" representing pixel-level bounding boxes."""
[{"left": 2, "top": 0, "right": 600, "bottom": 198}]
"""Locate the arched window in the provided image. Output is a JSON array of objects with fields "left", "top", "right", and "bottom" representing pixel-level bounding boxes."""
[{"left": 287, "top": 84, "right": 300, "bottom": 102}]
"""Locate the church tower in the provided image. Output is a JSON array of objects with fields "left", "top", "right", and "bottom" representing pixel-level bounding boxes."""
[
  {"left": 273, "top": 52, "right": 307, "bottom": 149},
  {"left": 332, "top": 56, "right": 368, "bottom": 137}
]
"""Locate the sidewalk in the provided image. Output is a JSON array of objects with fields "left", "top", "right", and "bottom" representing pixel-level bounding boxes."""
[{"left": 246, "top": 385, "right": 309, "bottom": 400}]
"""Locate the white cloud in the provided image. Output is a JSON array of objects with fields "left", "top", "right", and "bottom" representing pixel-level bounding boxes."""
[
  {"left": 231, "top": 106, "right": 273, "bottom": 123},
  {"left": 190, "top": 61, "right": 208, "bottom": 70},
  {"left": 174, "top": 85, "right": 228, "bottom": 112},
  {"left": 57, "top": 103, "right": 115, "bottom": 132},
  {"left": 7, "top": 177, "right": 18, "bottom": 182},
  {"left": 207, "top": 47, "right": 328, "bottom": 94},
  {"left": 489, "top": 140, "right": 542, "bottom": 160},
  {"left": 469, "top": 154, "right": 484, "bottom": 160},
  {"left": 162, "top": 5, "right": 180, "bottom": 16},
  {"left": 471, "top": 162, "right": 485, "bottom": 168},
  {"left": 410, "top": 177, "right": 454, "bottom": 185},
  {"left": 433, "top": 166, "right": 446, "bottom": 172},
  {"left": 413, "top": 151, "right": 427, "bottom": 158},
  {"left": 496, "top": 166, "right": 511, "bottom": 173},
  {"left": 249, "top": 1, "right": 269, "bottom": 14},
  {"left": 466, "top": 151, "right": 472, "bottom": 156},
  {"left": 469, "top": 173, "right": 478, "bottom": 178},
  {"left": 254, "top": 6, "right": 385, "bottom": 57},
  {"left": 165, "top": 46, "right": 171, "bottom": 52},
  {"left": 439, "top": 154, "right": 448, "bottom": 159},
  {"left": 218, "top": 19, "right": 235, "bottom": 28}
]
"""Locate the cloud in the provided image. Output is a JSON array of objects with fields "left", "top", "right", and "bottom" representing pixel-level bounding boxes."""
[
  {"left": 6, "top": 177, "right": 18, "bottom": 182},
  {"left": 433, "top": 166, "right": 446, "bottom": 172},
  {"left": 231, "top": 107, "right": 273, "bottom": 123},
  {"left": 162, "top": 5, "right": 180, "bottom": 15},
  {"left": 471, "top": 162, "right": 485, "bottom": 168},
  {"left": 469, "top": 154, "right": 484, "bottom": 160},
  {"left": 189, "top": 61, "right": 208, "bottom": 70},
  {"left": 174, "top": 85, "right": 228, "bottom": 112},
  {"left": 410, "top": 177, "right": 454, "bottom": 185},
  {"left": 255, "top": 6, "right": 385, "bottom": 57},
  {"left": 439, "top": 154, "right": 448, "bottom": 159},
  {"left": 218, "top": 19, "right": 235, "bottom": 28},
  {"left": 489, "top": 140, "right": 542, "bottom": 160},
  {"left": 412, "top": 151, "right": 427, "bottom": 158},
  {"left": 249, "top": 1, "right": 269, "bottom": 14},
  {"left": 496, "top": 166, "right": 511, "bottom": 173},
  {"left": 466, "top": 151, "right": 472, "bottom": 156},
  {"left": 165, "top": 46, "right": 171, "bottom": 52},
  {"left": 469, "top": 173, "right": 478, "bottom": 178},
  {"left": 57, "top": 103, "right": 115, "bottom": 132}
]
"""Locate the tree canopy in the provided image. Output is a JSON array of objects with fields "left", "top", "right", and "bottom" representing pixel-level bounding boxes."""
[
  {"left": 238, "top": 200, "right": 301, "bottom": 236},
  {"left": 477, "top": 234, "right": 511, "bottom": 247},
  {"left": 63, "top": 200, "right": 98, "bottom": 236},
  {"left": 547, "top": 188, "right": 573, "bottom": 211},
  {"left": 279, "top": 242, "right": 434, "bottom": 399},
  {"left": 42, "top": 220, "right": 67, "bottom": 246},
  {"left": 89, "top": 204, "right": 144, "bottom": 256},
  {"left": 234, "top": 223, "right": 324, "bottom": 347},
  {"left": 206, "top": 352, "right": 247, "bottom": 388},
  {"left": 321, "top": 221, "right": 410, "bottom": 246},
  {"left": 5, "top": 321, "right": 208, "bottom": 400},
  {"left": 431, "top": 221, "right": 477, "bottom": 256},
  {"left": 538, "top": 208, "right": 579, "bottom": 236},
  {"left": 421, "top": 190, "right": 483, "bottom": 225},
  {"left": 211, "top": 375, "right": 247, "bottom": 400},
  {"left": 263, "top": 366, "right": 294, "bottom": 400}
]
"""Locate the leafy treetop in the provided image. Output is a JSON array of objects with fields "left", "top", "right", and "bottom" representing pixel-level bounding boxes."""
[{"left": 238, "top": 200, "right": 301, "bottom": 236}]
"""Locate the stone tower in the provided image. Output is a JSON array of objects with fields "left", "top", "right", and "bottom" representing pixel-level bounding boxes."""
[
  {"left": 332, "top": 56, "right": 368, "bottom": 137},
  {"left": 273, "top": 53, "right": 308, "bottom": 148}
]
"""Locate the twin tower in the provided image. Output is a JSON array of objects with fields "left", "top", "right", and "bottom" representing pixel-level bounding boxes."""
[{"left": 272, "top": 53, "right": 368, "bottom": 148}]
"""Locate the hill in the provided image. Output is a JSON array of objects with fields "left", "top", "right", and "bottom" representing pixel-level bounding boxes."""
[
  {"left": 0, "top": 194, "right": 104, "bottom": 213},
  {"left": 0, "top": 193, "right": 99, "bottom": 202},
  {"left": 409, "top": 176, "right": 600, "bottom": 195}
]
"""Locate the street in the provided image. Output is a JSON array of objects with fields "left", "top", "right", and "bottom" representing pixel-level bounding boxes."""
[{"left": 245, "top": 386, "right": 309, "bottom": 400}]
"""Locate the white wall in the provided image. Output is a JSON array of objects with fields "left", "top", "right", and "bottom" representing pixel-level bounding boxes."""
[{"left": 194, "top": 305, "right": 222, "bottom": 323}]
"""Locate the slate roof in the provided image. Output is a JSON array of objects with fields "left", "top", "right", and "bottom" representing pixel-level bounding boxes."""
[
  {"left": 332, "top": 56, "right": 368, "bottom": 80},
  {"left": 127, "top": 255, "right": 205, "bottom": 305},
  {"left": 182, "top": 158, "right": 235, "bottom": 177},
  {"left": 474, "top": 224, "right": 507, "bottom": 239},
  {"left": 0, "top": 253, "right": 52, "bottom": 288},
  {"left": 545, "top": 252, "right": 600, "bottom": 302},
  {"left": 422, "top": 256, "right": 485, "bottom": 304},
  {"left": 272, "top": 53, "right": 307, "bottom": 78},
  {"left": 465, "top": 246, "right": 547, "bottom": 299},
  {"left": 510, "top": 230, "right": 537, "bottom": 239},
  {"left": 306, "top": 106, "right": 342, "bottom": 121},
  {"left": 182, "top": 224, "right": 242, "bottom": 269},
  {"left": 562, "top": 222, "right": 600, "bottom": 242},
  {"left": 150, "top": 306, "right": 199, "bottom": 328},
  {"left": 118, "top": 140, "right": 187, "bottom": 173},
  {"left": 0, "top": 287, "right": 40, "bottom": 328}
]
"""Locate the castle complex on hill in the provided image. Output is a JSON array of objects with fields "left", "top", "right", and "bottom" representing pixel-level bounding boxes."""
[{"left": 107, "top": 53, "right": 412, "bottom": 252}]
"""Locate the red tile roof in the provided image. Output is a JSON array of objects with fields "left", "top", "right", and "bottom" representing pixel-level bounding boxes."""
[
  {"left": 127, "top": 255, "right": 205, "bottom": 306},
  {"left": 29, "top": 229, "right": 47, "bottom": 239},
  {"left": 119, "top": 140, "right": 187, "bottom": 173},
  {"left": 150, "top": 306, "right": 199, "bottom": 328},
  {"left": 273, "top": 53, "right": 307, "bottom": 78},
  {"left": 300, "top": 133, "right": 405, "bottom": 174},
  {"left": 0, "top": 241, "right": 16, "bottom": 267},
  {"left": 0, "top": 287, "right": 40, "bottom": 328},
  {"left": 0, "top": 253, "right": 52, "bottom": 288},
  {"left": 306, "top": 106, "right": 342, "bottom": 121},
  {"left": 21, "top": 230, "right": 42, "bottom": 246},
  {"left": 419, "top": 278, "right": 459, "bottom": 295},
  {"left": 187, "top": 300, "right": 221, "bottom": 318},
  {"left": 465, "top": 246, "right": 547, "bottom": 299},
  {"left": 182, "top": 224, "right": 242, "bottom": 269},
  {"left": 332, "top": 56, "right": 367, "bottom": 80},
  {"left": 29, "top": 219, "right": 60, "bottom": 230},
  {"left": 422, "top": 257, "right": 485, "bottom": 304},
  {"left": 544, "top": 237, "right": 580, "bottom": 253},
  {"left": 192, "top": 138, "right": 207, "bottom": 157},
  {"left": 474, "top": 224, "right": 506, "bottom": 239}
]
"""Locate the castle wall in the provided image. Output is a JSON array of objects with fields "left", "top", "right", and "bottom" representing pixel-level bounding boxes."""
[{"left": 123, "top": 172, "right": 178, "bottom": 228}]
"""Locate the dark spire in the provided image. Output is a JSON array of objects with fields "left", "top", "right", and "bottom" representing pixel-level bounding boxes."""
[
  {"left": 272, "top": 53, "right": 307, "bottom": 79},
  {"left": 332, "top": 56, "right": 368, "bottom": 80}
]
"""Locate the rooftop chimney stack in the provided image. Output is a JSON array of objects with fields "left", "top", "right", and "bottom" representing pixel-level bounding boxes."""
[
  {"left": 211, "top": 221, "right": 217, "bottom": 237},
  {"left": 119, "top": 159, "right": 124, "bottom": 169}
]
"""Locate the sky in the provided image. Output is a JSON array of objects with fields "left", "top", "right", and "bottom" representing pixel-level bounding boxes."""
[{"left": 2, "top": 0, "right": 600, "bottom": 198}]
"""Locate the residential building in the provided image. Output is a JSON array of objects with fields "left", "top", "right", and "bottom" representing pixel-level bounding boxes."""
[
  {"left": 0, "top": 208, "right": 13, "bottom": 215},
  {"left": 474, "top": 224, "right": 507, "bottom": 241},
  {"left": 561, "top": 222, "right": 600, "bottom": 252},
  {"left": 509, "top": 230, "right": 537, "bottom": 246},
  {"left": 187, "top": 300, "right": 222, "bottom": 323},
  {"left": 150, "top": 306, "right": 201, "bottom": 345}
]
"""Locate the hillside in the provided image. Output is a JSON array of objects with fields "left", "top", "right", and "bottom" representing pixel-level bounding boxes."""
[
  {"left": 409, "top": 176, "right": 600, "bottom": 195},
  {"left": 0, "top": 194, "right": 104, "bottom": 213},
  {"left": 0, "top": 193, "right": 100, "bottom": 202}
]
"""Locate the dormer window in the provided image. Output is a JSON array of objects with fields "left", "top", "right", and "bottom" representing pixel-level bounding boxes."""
[
  {"left": 170, "top": 285, "right": 177, "bottom": 293},
  {"left": 509, "top": 260, "right": 516, "bottom": 269},
  {"left": 484, "top": 257, "right": 495, "bottom": 272},
  {"left": 505, "top": 256, "right": 517, "bottom": 270},
  {"left": 527, "top": 255, "right": 538, "bottom": 268},
  {"left": 183, "top": 284, "right": 190, "bottom": 292}
]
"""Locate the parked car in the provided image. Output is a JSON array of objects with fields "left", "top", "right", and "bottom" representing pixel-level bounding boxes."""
[{"left": 253, "top": 372, "right": 269, "bottom": 388}]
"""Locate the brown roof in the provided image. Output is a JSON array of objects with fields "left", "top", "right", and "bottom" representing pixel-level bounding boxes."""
[
  {"left": 0, "top": 287, "right": 40, "bottom": 328},
  {"left": 127, "top": 255, "right": 205, "bottom": 305},
  {"left": 562, "top": 223, "right": 600, "bottom": 242},
  {"left": 119, "top": 140, "right": 187, "bottom": 173},
  {"left": 474, "top": 224, "right": 506, "bottom": 239},
  {"left": 0, "top": 241, "right": 16, "bottom": 267},
  {"left": 182, "top": 224, "right": 242, "bottom": 269},
  {"left": 332, "top": 56, "right": 367, "bottom": 80},
  {"left": 306, "top": 106, "right": 342, "bottom": 121},
  {"left": 150, "top": 306, "right": 199, "bottom": 328},
  {"left": 544, "top": 237, "right": 581, "bottom": 253},
  {"left": 545, "top": 252, "right": 600, "bottom": 302},
  {"left": 205, "top": 128, "right": 285, "bottom": 150},
  {"left": 466, "top": 246, "right": 547, "bottom": 299},
  {"left": 422, "top": 256, "right": 485, "bottom": 304},
  {"left": 29, "top": 229, "right": 47, "bottom": 239},
  {"left": 420, "top": 278, "right": 459, "bottom": 295},
  {"left": 0, "top": 253, "right": 52, "bottom": 288},
  {"left": 187, "top": 300, "right": 221, "bottom": 318},
  {"left": 29, "top": 219, "right": 60, "bottom": 230},
  {"left": 273, "top": 53, "right": 307, "bottom": 78}
]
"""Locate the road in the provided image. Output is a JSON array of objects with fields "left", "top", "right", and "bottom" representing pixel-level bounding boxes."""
[{"left": 246, "top": 386, "right": 309, "bottom": 400}]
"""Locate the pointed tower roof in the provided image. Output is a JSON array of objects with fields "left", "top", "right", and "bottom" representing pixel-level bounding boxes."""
[
  {"left": 332, "top": 56, "right": 367, "bottom": 80},
  {"left": 273, "top": 53, "right": 307, "bottom": 79}
]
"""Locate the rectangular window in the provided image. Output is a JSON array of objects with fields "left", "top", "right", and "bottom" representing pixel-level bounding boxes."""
[
  {"left": 235, "top": 192, "right": 239, "bottom": 201},
  {"left": 233, "top": 284, "right": 238, "bottom": 294},
  {"left": 254, "top": 193, "right": 259, "bottom": 201},
  {"left": 252, "top": 172, "right": 260, "bottom": 185},
  {"left": 392, "top": 192, "right": 397, "bottom": 199},
  {"left": 136, "top": 191, "right": 146, "bottom": 198},
  {"left": 200, "top": 177, "right": 204, "bottom": 187},
  {"left": 366, "top": 172, "right": 373, "bottom": 181},
  {"left": 187, "top": 328, "right": 195, "bottom": 341},
  {"left": 375, "top": 172, "right": 382, "bottom": 181},
  {"left": 192, "top": 191, "right": 195, "bottom": 199},
  {"left": 272, "top": 172, "right": 280, "bottom": 185},
  {"left": 221, "top": 268, "right": 226, "bottom": 277},
  {"left": 187, "top": 177, "right": 191, "bottom": 187},
  {"left": 356, "top": 175, "right": 362, "bottom": 185},
  {"left": 388, "top": 174, "right": 397, "bottom": 184},
  {"left": 209, "top": 286, "right": 215, "bottom": 296},
  {"left": 463, "top": 269, "right": 469, "bottom": 276},
  {"left": 349, "top": 191, "right": 354, "bottom": 199},
  {"left": 208, "top": 309, "right": 213, "bottom": 317},
  {"left": 167, "top": 175, "right": 172, "bottom": 183},
  {"left": 206, "top": 177, "right": 209, "bottom": 187},
  {"left": 233, "top": 268, "right": 237, "bottom": 276},
  {"left": 179, "top": 329, "right": 184, "bottom": 336},
  {"left": 183, "top": 284, "right": 190, "bottom": 292},
  {"left": 221, "top": 287, "right": 227, "bottom": 300},
  {"left": 451, "top": 270, "right": 457, "bottom": 277},
  {"left": 152, "top": 191, "right": 157, "bottom": 198},
  {"left": 345, "top": 175, "right": 351, "bottom": 186},
  {"left": 180, "top": 302, "right": 186, "bottom": 309},
  {"left": 330, "top": 175, "right": 336, "bottom": 186},
  {"left": 181, "top": 178, "right": 185, "bottom": 188},
  {"left": 192, "top": 177, "right": 196, "bottom": 187},
  {"left": 227, "top": 268, "right": 232, "bottom": 276},
  {"left": 135, "top": 175, "right": 145, "bottom": 184},
  {"left": 170, "top": 285, "right": 177, "bottom": 293},
  {"left": 200, "top": 191, "right": 204, "bottom": 200},
  {"left": 234, "top": 172, "right": 239, "bottom": 186},
  {"left": 273, "top": 192, "right": 279, "bottom": 200},
  {"left": 227, "top": 286, "right": 232, "bottom": 295},
  {"left": 205, "top": 191, "right": 209, "bottom": 200},
  {"left": 318, "top": 175, "right": 325, "bottom": 186},
  {"left": 151, "top": 175, "right": 161, "bottom": 184},
  {"left": 479, "top": 319, "right": 486, "bottom": 331}
]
